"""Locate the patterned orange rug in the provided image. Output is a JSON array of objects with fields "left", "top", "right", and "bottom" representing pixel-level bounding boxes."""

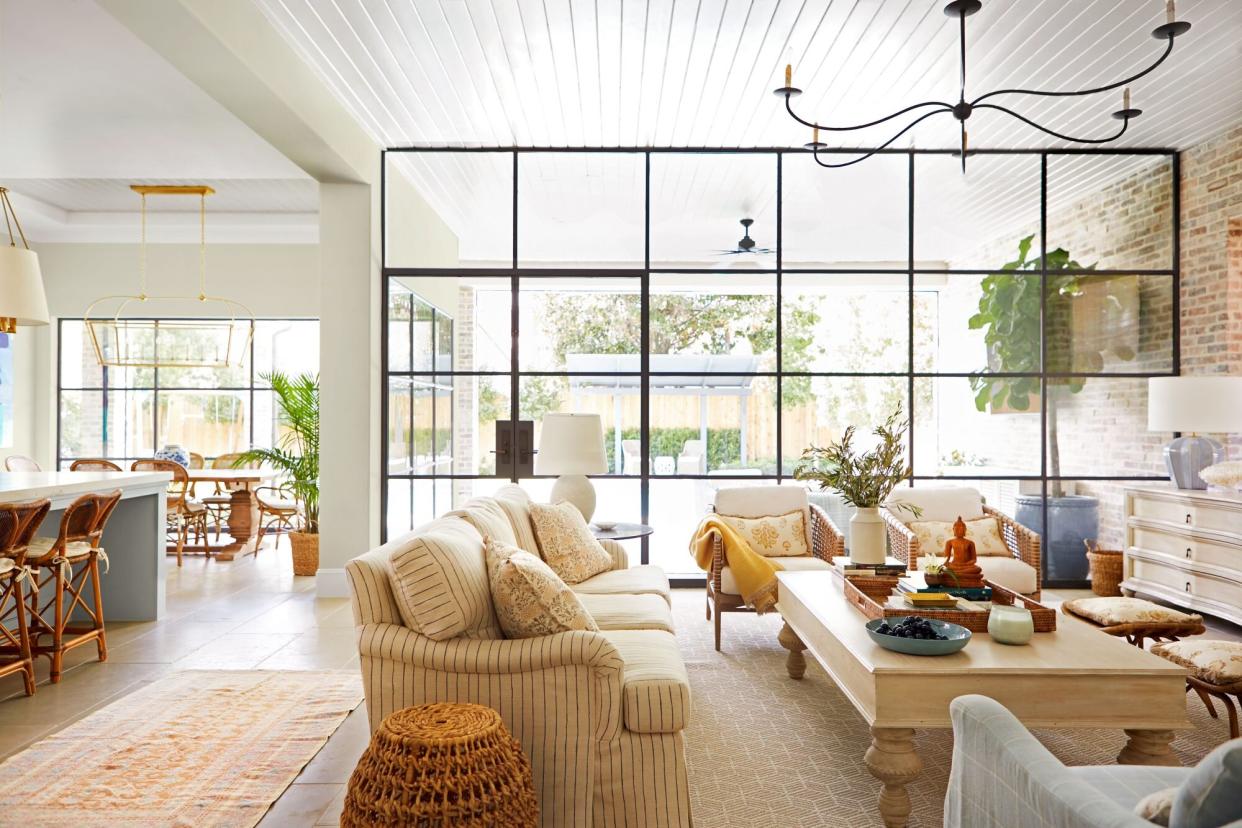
[{"left": 0, "top": 670, "right": 362, "bottom": 827}]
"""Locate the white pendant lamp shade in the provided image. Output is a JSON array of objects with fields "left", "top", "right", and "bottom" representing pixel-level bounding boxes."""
[
  {"left": 0, "top": 245, "right": 48, "bottom": 330},
  {"left": 1148, "top": 377, "right": 1242, "bottom": 434},
  {"left": 535, "top": 414, "right": 607, "bottom": 475}
]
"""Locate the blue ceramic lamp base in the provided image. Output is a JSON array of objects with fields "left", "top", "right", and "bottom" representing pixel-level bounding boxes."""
[{"left": 1163, "top": 435, "right": 1224, "bottom": 490}]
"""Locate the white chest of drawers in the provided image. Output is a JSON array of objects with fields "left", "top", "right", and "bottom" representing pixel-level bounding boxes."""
[{"left": 1124, "top": 485, "right": 1242, "bottom": 625}]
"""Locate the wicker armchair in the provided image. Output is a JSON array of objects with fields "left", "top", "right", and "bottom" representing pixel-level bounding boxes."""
[
  {"left": 707, "top": 486, "right": 845, "bottom": 651},
  {"left": 880, "top": 501, "right": 1042, "bottom": 598}
]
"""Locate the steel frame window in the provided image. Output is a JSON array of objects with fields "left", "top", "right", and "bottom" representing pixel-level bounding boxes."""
[{"left": 381, "top": 146, "right": 1180, "bottom": 587}]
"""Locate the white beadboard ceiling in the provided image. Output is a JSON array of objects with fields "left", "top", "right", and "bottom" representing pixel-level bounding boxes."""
[{"left": 258, "top": 0, "right": 1240, "bottom": 265}]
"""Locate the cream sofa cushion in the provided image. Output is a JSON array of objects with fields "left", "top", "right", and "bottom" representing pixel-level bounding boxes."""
[
  {"left": 387, "top": 516, "right": 501, "bottom": 641},
  {"left": 719, "top": 509, "right": 810, "bottom": 557},
  {"left": 1151, "top": 640, "right": 1242, "bottom": 686},
  {"left": 885, "top": 485, "right": 984, "bottom": 524},
  {"left": 600, "top": 630, "right": 691, "bottom": 734},
  {"left": 529, "top": 501, "right": 615, "bottom": 584},
  {"left": 493, "top": 484, "right": 542, "bottom": 556},
  {"left": 486, "top": 538, "right": 598, "bottom": 639},
  {"left": 451, "top": 497, "right": 518, "bottom": 547},
  {"left": 977, "top": 556, "right": 1038, "bottom": 596},
  {"left": 714, "top": 485, "right": 811, "bottom": 546},
  {"left": 577, "top": 593, "right": 675, "bottom": 633},
  {"left": 910, "top": 516, "right": 1009, "bottom": 557},
  {"left": 572, "top": 565, "right": 671, "bottom": 604},
  {"left": 1062, "top": 596, "right": 1201, "bottom": 627},
  {"left": 721, "top": 555, "right": 830, "bottom": 596}
]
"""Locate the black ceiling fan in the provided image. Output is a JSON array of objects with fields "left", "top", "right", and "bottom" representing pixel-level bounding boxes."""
[{"left": 715, "top": 218, "right": 774, "bottom": 255}]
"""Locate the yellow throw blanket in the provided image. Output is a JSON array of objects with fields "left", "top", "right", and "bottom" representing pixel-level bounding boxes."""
[{"left": 691, "top": 516, "right": 783, "bottom": 614}]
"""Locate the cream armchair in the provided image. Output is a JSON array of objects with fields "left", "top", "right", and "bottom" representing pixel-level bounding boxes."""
[
  {"left": 347, "top": 486, "right": 691, "bottom": 828},
  {"left": 880, "top": 485, "right": 1042, "bottom": 598},
  {"left": 707, "top": 485, "right": 844, "bottom": 651}
]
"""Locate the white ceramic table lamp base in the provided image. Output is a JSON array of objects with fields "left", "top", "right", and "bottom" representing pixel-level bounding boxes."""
[
  {"left": 536, "top": 413, "right": 608, "bottom": 522},
  {"left": 1148, "top": 377, "right": 1242, "bottom": 490}
]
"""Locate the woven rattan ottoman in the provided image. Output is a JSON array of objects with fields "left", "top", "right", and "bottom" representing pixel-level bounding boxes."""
[
  {"left": 342, "top": 702, "right": 539, "bottom": 827},
  {"left": 1061, "top": 596, "right": 1206, "bottom": 648}
]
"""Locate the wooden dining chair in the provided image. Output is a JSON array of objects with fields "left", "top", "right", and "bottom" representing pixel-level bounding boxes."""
[
  {"left": 23, "top": 491, "right": 119, "bottom": 683},
  {"left": 0, "top": 499, "right": 50, "bottom": 696},
  {"left": 188, "top": 452, "right": 205, "bottom": 469},
  {"left": 132, "top": 459, "right": 207, "bottom": 566},
  {"left": 200, "top": 452, "right": 257, "bottom": 542},
  {"left": 255, "top": 485, "right": 300, "bottom": 552},
  {"left": 69, "top": 459, "right": 123, "bottom": 472},
  {"left": 4, "top": 455, "right": 41, "bottom": 472}
]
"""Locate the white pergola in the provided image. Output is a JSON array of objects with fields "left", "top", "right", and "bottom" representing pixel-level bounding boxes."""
[{"left": 565, "top": 353, "right": 759, "bottom": 473}]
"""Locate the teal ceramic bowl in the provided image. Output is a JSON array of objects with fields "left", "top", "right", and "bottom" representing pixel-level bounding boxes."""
[{"left": 866, "top": 617, "right": 971, "bottom": 656}]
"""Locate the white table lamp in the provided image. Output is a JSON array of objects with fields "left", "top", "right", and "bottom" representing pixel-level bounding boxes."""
[
  {"left": 536, "top": 413, "right": 608, "bottom": 521},
  {"left": 1148, "top": 376, "right": 1242, "bottom": 489}
]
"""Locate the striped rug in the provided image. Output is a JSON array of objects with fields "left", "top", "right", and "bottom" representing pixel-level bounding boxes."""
[{"left": 0, "top": 670, "right": 362, "bottom": 827}]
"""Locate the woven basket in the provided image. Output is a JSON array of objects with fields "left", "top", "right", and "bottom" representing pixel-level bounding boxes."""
[
  {"left": 1085, "top": 540, "right": 1124, "bottom": 597},
  {"left": 289, "top": 532, "right": 318, "bottom": 576},
  {"left": 342, "top": 703, "right": 539, "bottom": 828}
]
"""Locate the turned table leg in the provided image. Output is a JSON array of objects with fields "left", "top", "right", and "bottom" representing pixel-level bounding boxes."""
[
  {"left": 865, "top": 727, "right": 923, "bottom": 828},
  {"left": 778, "top": 621, "right": 807, "bottom": 680},
  {"left": 216, "top": 488, "right": 261, "bottom": 561},
  {"left": 1119, "top": 729, "right": 1179, "bottom": 766}
]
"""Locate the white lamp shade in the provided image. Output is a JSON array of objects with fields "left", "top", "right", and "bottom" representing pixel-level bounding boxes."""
[
  {"left": 535, "top": 413, "right": 607, "bottom": 475},
  {"left": 1148, "top": 376, "right": 1242, "bottom": 433},
  {"left": 0, "top": 246, "right": 48, "bottom": 326}
]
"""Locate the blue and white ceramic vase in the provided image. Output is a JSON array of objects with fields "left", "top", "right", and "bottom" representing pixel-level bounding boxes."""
[{"left": 155, "top": 444, "right": 191, "bottom": 468}]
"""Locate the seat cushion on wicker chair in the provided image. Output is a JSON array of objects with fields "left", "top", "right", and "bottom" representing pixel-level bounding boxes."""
[
  {"left": 885, "top": 485, "right": 985, "bottom": 524},
  {"left": 388, "top": 515, "right": 502, "bottom": 641},
  {"left": 183, "top": 500, "right": 208, "bottom": 514},
  {"left": 571, "top": 565, "right": 671, "bottom": 604},
  {"left": 1151, "top": 640, "right": 1242, "bottom": 686},
  {"left": 720, "top": 555, "right": 830, "bottom": 596},
  {"left": 599, "top": 630, "right": 691, "bottom": 734},
  {"left": 199, "top": 494, "right": 233, "bottom": 504},
  {"left": 718, "top": 510, "right": 810, "bottom": 557},
  {"left": 485, "top": 537, "right": 598, "bottom": 639},
  {"left": 0, "top": 557, "right": 15, "bottom": 576},
  {"left": 528, "top": 501, "right": 615, "bottom": 585},
  {"left": 25, "top": 538, "right": 94, "bottom": 560},
  {"left": 910, "top": 516, "right": 1009, "bottom": 557},
  {"left": 451, "top": 497, "right": 519, "bottom": 548},
  {"left": 577, "top": 593, "right": 675, "bottom": 633},
  {"left": 977, "top": 557, "right": 1038, "bottom": 596},
  {"left": 258, "top": 496, "right": 298, "bottom": 512},
  {"left": 1062, "top": 597, "right": 1202, "bottom": 628}
]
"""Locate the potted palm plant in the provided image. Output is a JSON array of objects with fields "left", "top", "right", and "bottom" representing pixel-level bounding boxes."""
[
  {"left": 793, "top": 408, "right": 920, "bottom": 564},
  {"left": 238, "top": 372, "right": 319, "bottom": 575}
]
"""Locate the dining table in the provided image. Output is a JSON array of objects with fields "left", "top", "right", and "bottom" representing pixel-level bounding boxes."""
[{"left": 183, "top": 468, "right": 277, "bottom": 560}]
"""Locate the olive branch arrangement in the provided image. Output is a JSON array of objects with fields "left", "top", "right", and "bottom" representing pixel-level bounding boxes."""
[{"left": 792, "top": 407, "right": 921, "bottom": 518}]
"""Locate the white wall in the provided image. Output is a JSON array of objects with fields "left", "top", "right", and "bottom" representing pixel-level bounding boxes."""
[{"left": 1, "top": 242, "right": 319, "bottom": 469}]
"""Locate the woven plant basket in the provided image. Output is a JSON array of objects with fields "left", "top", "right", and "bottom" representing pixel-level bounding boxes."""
[
  {"left": 1085, "top": 540, "right": 1124, "bottom": 597},
  {"left": 342, "top": 703, "right": 539, "bottom": 828},
  {"left": 289, "top": 532, "right": 319, "bottom": 577}
]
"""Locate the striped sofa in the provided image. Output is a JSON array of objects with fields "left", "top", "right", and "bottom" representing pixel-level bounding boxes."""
[{"left": 347, "top": 484, "right": 692, "bottom": 827}]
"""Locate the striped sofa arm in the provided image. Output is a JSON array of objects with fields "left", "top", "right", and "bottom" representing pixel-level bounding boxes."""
[{"left": 598, "top": 538, "right": 629, "bottom": 570}]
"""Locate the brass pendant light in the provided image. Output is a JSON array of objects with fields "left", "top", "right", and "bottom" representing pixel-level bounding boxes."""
[{"left": 84, "top": 185, "right": 254, "bottom": 368}]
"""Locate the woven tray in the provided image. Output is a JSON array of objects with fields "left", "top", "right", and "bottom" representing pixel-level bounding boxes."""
[{"left": 843, "top": 575, "right": 1057, "bottom": 633}]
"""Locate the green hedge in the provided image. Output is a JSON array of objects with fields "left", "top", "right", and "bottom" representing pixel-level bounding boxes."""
[{"left": 604, "top": 427, "right": 743, "bottom": 473}]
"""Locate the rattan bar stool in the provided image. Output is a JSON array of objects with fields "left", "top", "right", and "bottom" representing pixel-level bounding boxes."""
[
  {"left": 132, "top": 459, "right": 207, "bottom": 565},
  {"left": 69, "top": 459, "right": 122, "bottom": 472},
  {"left": 24, "top": 491, "right": 121, "bottom": 683},
  {"left": 0, "top": 499, "right": 50, "bottom": 696}
]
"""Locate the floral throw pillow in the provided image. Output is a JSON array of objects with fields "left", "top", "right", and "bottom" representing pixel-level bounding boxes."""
[
  {"left": 719, "top": 509, "right": 809, "bottom": 557},
  {"left": 909, "top": 517, "right": 1009, "bottom": 558},
  {"left": 528, "top": 501, "right": 615, "bottom": 584},
  {"left": 485, "top": 537, "right": 598, "bottom": 639}
]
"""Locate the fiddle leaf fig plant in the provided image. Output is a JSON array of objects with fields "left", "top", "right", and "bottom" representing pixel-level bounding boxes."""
[{"left": 967, "top": 234, "right": 1135, "bottom": 494}]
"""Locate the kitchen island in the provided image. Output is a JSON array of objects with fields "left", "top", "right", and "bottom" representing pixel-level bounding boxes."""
[{"left": 0, "top": 471, "right": 170, "bottom": 621}]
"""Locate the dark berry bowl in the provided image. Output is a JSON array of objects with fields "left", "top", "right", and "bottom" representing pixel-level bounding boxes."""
[{"left": 865, "top": 616, "right": 971, "bottom": 656}]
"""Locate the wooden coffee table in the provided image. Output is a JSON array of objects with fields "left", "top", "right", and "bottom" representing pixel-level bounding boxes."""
[{"left": 775, "top": 570, "right": 1190, "bottom": 828}]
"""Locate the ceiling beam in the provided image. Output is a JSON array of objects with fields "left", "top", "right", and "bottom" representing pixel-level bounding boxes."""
[{"left": 97, "top": 0, "right": 378, "bottom": 185}]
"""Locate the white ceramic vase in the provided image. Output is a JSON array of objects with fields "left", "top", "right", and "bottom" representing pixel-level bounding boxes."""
[
  {"left": 849, "top": 506, "right": 887, "bottom": 565},
  {"left": 987, "top": 604, "right": 1034, "bottom": 645}
]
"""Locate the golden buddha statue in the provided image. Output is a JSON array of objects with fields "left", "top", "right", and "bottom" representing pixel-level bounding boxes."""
[{"left": 942, "top": 516, "right": 985, "bottom": 588}]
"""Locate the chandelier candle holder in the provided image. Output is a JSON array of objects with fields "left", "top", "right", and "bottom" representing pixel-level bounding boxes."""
[
  {"left": 85, "top": 185, "right": 253, "bottom": 369},
  {"left": 774, "top": 0, "right": 1191, "bottom": 171}
]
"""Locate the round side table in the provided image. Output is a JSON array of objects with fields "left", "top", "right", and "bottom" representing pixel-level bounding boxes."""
[{"left": 590, "top": 522, "right": 654, "bottom": 542}]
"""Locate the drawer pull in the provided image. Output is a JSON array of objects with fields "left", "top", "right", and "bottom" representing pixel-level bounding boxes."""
[
  {"left": 1185, "top": 581, "right": 1192, "bottom": 593},
  {"left": 1186, "top": 547, "right": 1193, "bottom": 559},
  {"left": 1185, "top": 513, "right": 1193, "bottom": 525}
]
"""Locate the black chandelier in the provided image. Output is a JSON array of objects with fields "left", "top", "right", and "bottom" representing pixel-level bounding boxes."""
[{"left": 774, "top": 0, "right": 1191, "bottom": 171}]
